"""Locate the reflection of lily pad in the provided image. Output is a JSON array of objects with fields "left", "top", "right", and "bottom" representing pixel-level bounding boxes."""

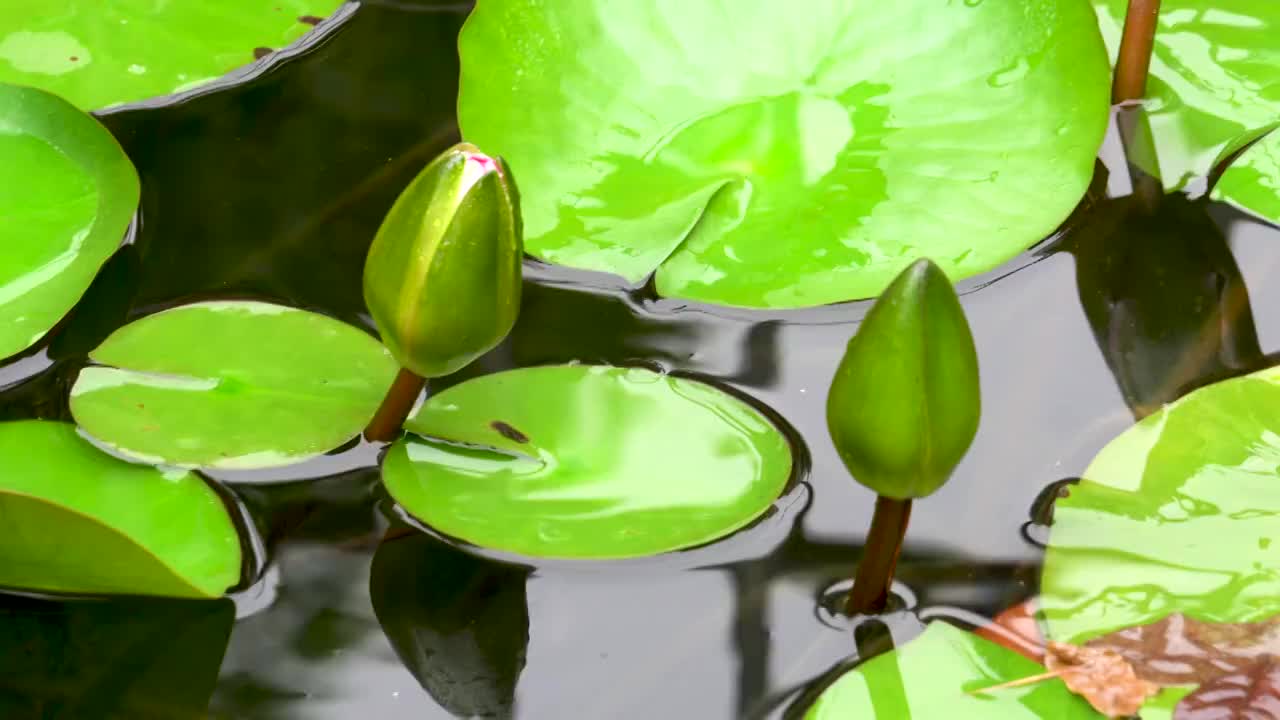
[
  {"left": 459, "top": 0, "right": 1109, "bottom": 308},
  {"left": 382, "top": 365, "right": 793, "bottom": 559},
  {"left": 804, "top": 622, "right": 1097, "bottom": 718},
  {"left": 1041, "top": 366, "right": 1280, "bottom": 644},
  {"left": 0, "top": 420, "right": 242, "bottom": 598},
  {"left": 70, "top": 301, "right": 397, "bottom": 469},
  {"left": 0, "top": 1, "right": 344, "bottom": 110},
  {"left": 0, "top": 83, "right": 138, "bottom": 359},
  {"left": 1093, "top": 0, "right": 1280, "bottom": 217}
]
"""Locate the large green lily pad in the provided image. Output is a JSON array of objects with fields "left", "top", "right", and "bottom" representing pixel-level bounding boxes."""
[
  {"left": 459, "top": 0, "right": 1110, "bottom": 308},
  {"left": 382, "top": 365, "right": 793, "bottom": 559},
  {"left": 0, "top": 83, "right": 137, "bottom": 359},
  {"left": 1041, "top": 366, "right": 1280, "bottom": 644},
  {"left": 0, "top": 1, "right": 344, "bottom": 110},
  {"left": 1094, "top": 0, "right": 1280, "bottom": 220},
  {"left": 804, "top": 622, "right": 1098, "bottom": 718},
  {"left": 0, "top": 420, "right": 241, "bottom": 598},
  {"left": 70, "top": 301, "right": 397, "bottom": 469}
]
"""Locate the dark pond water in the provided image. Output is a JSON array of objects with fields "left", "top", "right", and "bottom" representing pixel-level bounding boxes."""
[{"left": 3, "top": 1, "right": 1280, "bottom": 718}]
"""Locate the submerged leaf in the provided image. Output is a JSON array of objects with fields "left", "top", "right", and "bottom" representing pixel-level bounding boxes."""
[
  {"left": 0, "top": 83, "right": 138, "bottom": 359},
  {"left": 70, "top": 301, "right": 397, "bottom": 469},
  {"left": 382, "top": 365, "right": 793, "bottom": 559},
  {"left": 1044, "top": 642, "right": 1160, "bottom": 717},
  {"left": 1174, "top": 658, "right": 1280, "bottom": 720},
  {"left": 459, "top": 0, "right": 1109, "bottom": 307},
  {"left": 1089, "top": 613, "right": 1280, "bottom": 687}
]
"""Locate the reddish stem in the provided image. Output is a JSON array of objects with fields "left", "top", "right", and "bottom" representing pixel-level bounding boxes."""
[
  {"left": 364, "top": 367, "right": 426, "bottom": 442},
  {"left": 1113, "top": 0, "right": 1161, "bottom": 104},
  {"left": 846, "top": 496, "right": 913, "bottom": 616}
]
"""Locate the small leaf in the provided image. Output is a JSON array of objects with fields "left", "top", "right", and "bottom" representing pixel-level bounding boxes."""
[
  {"left": 0, "top": 420, "right": 242, "bottom": 598},
  {"left": 0, "top": 83, "right": 138, "bottom": 359},
  {"left": 805, "top": 622, "right": 1097, "bottom": 718},
  {"left": 382, "top": 365, "right": 793, "bottom": 559},
  {"left": 826, "top": 258, "right": 980, "bottom": 499},
  {"left": 363, "top": 143, "right": 522, "bottom": 378},
  {"left": 70, "top": 301, "right": 397, "bottom": 469},
  {"left": 0, "top": 1, "right": 345, "bottom": 110},
  {"left": 459, "top": 0, "right": 1110, "bottom": 307},
  {"left": 1044, "top": 642, "right": 1160, "bottom": 717},
  {"left": 1174, "top": 658, "right": 1280, "bottom": 720}
]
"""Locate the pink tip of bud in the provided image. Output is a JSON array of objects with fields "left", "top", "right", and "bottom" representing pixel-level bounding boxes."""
[{"left": 458, "top": 152, "right": 499, "bottom": 195}]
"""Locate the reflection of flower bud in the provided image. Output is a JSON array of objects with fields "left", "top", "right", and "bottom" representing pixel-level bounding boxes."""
[
  {"left": 827, "top": 258, "right": 980, "bottom": 500},
  {"left": 364, "top": 143, "right": 522, "bottom": 378}
]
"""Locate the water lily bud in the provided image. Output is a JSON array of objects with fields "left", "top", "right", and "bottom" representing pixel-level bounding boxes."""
[
  {"left": 827, "top": 258, "right": 980, "bottom": 499},
  {"left": 364, "top": 143, "right": 522, "bottom": 378}
]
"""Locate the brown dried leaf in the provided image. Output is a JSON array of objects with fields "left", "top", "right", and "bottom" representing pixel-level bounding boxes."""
[
  {"left": 1045, "top": 641, "right": 1161, "bottom": 717},
  {"left": 1175, "top": 658, "right": 1280, "bottom": 720},
  {"left": 1088, "top": 613, "right": 1280, "bottom": 686}
]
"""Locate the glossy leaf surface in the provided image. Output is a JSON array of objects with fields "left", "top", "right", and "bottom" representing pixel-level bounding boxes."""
[
  {"left": 0, "top": 1, "right": 343, "bottom": 110},
  {"left": 0, "top": 421, "right": 241, "bottom": 598},
  {"left": 459, "top": 0, "right": 1110, "bottom": 307},
  {"left": 1094, "top": 0, "right": 1280, "bottom": 219},
  {"left": 0, "top": 83, "right": 137, "bottom": 359},
  {"left": 364, "top": 143, "right": 522, "bottom": 378},
  {"left": 383, "top": 365, "right": 793, "bottom": 559},
  {"left": 827, "top": 259, "right": 980, "bottom": 499},
  {"left": 1041, "top": 366, "right": 1280, "bottom": 645},
  {"left": 804, "top": 622, "right": 1098, "bottom": 718},
  {"left": 71, "top": 301, "right": 397, "bottom": 469}
]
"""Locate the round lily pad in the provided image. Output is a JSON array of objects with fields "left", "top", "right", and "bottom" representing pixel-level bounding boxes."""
[
  {"left": 0, "top": 0, "right": 344, "bottom": 111},
  {"left": 0, "top": 420, "right": 241, "bottom": 598},
  {"left": 1041, "top": 366, "right": 1280, "bottom": 644},
  {"left": 458, "top": 0, "right": 1110, "bottom": 308},
  {"left": 382, "top": 365, "right": 793, "bottom": 559},
  {"left": 1094, "top": 0, "right": 1280, "bottom": 215},
  {"left": 70, "top": 301, "right": 397, "bottom": 469},
  {"left": 804, "top": 622, "right": 1097, "bottom": 718},
  {"left": 0, "top": 83, "right": 138, "bottom": 359}
]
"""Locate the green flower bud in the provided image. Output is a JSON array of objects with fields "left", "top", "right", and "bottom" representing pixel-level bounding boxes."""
[
  {"left": 364, "top": 143, "right": 522, "bottom": 378},
  {"left": 826, "top": 258, "right": 980, "bottom": 500}
]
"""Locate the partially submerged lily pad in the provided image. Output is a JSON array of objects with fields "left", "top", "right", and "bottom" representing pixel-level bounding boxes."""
[
  {"left": 459, "top": 0, "right": 1110, "bottom": 307},
  {"left": 1093, "top": 0, "right": 1280, "bottom": 221},
  {"left": 0, "top": 420, "right": 241, "bottom": 598},
  {"left": 382, "top": 365, "right": 793, "bottom": 559},
  {"left": 804, "top": 622, "right": 1097, "bottom": 718},
  {"left": 0, "top": 1, "right": 345, "bottom": 110},
  {"left": 70, "top": 301, "right": 397, "bottom": 469},
  {"left": 0, "top": 83, "right": 138, "bottom": 359},
  {"left": 1041, "top": 366, "right": 1280, "bottom": 644}
]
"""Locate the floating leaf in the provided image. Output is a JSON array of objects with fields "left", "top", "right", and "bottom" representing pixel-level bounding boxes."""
[
  {"left": 1213, "top": 131, "right": 1280, "bottom": 226},
  {"left": 0, "top": 1, "right": 344, "bottom": 110},
  {"left": 0, "top": 420, "right": 241, "bottom": 598},
  {"left": 459, "top": 0, "right": 1110, "bottom": 307},
  {"left": 0, "top": 83, "right": 137, "bottom": 359},
  {"left": 827, "top": 258, "right": 980, "bottom": 499},
  {"left": 1041, "top": 366, "right": 1280, "bottom": 644},
  {"left": 70, "top": 301, "right": 397, "bottom": 469},
  {"left": 1093, "top": 0, "right": 1280, "bottom": 218},
  {"left": 382, "top": 365, "right": 793, "bottom": 559},
  {"left": 804, "top": 622, "right": 1097, "bottom": 718},
  {"left": 1043, "top": 642, "right": 1160, "bottom": 717},
  {"left": 1174, "top": 658, "right": 1280, "bottom": 720},
  {"left": 1088, "top": 613, "right": 1280, "bottom": 688},
  {"left": 364, "top": 143, "right": 522, "bottom": 378}
]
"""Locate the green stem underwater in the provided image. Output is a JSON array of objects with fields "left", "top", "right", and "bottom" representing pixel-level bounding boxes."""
[
  {"left": 364, "top": 367, "right": 426, "bottom": 442},
  {"left": 846, "top": 496, "right": 913, "bottom": 616}
]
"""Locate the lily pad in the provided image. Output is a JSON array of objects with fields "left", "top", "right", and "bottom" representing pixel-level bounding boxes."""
[
  {"left": 0, "top": 420, "right": 241, "bottom": 598},
  {"left": 1041, "top": 366, "right": 1280, "bottom": 645},
  {"left": 70, "top": 301, "right": 397, "bottom": 469},
  {"left": 382, "top": 365, "right": 793, "bottom": 559},
  {"left": 0, "top": 83, "right": 138, "bottom": 359},
  {"left": 458, "top": 0, "right": 1110, "bottom": 308},
  {"left": 804, "top": 622, "right": 1098, "bottom": 718},
  {"left": 1093, "top": 0, "right": 1280, "bottom": 216},
  {"left": 1213, "top": 131, "right": 1280, "bottom": 225},
  {"left": 0, "top": 1, "right": 344, "bottom": 110}
]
